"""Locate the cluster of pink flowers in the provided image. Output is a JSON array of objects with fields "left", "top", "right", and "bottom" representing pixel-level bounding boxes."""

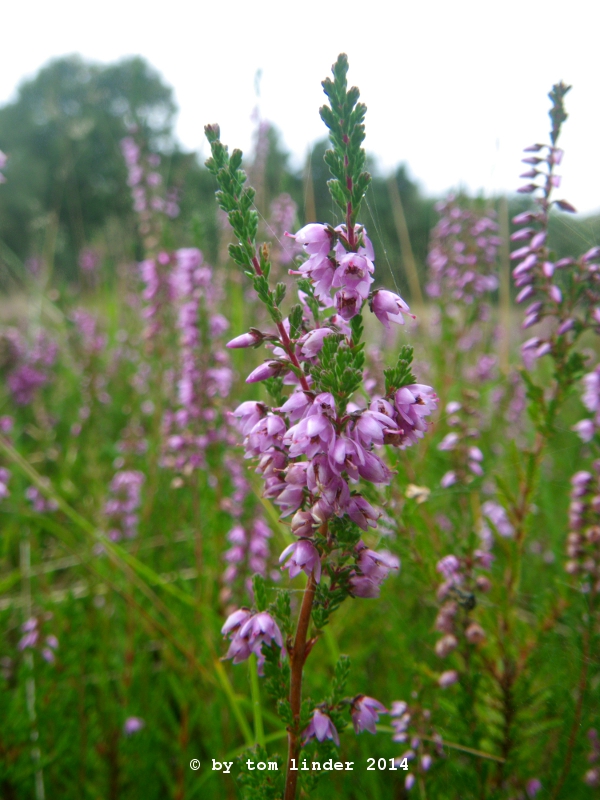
[
  {"left": 120, "top": 135, "right": 179, "bottom": 236},
  {"left": 0, "top": 149, "right": 6, "bottom": 183},
  {"left": 161, "top": 248, "right": 234, "bottom": 475},
  {"left": 433, "top": 547, "right": 493, "bottom": 683},
  {"left": 222, "top": 220, "right": 436, "bottom": 674},
  {"left": 565, "top": 467, "right": 600, "bottom": 593},
  {"left": 78, "top": 247, "right": 100, "bottom": 274},
  {"left": 0, "top": 328, "right": 57, "bottom": 406},
  {"left": 222, "top": 518, "right": 273, "bottom": 601},
  {"left": 390, "top": 700, "right": 443, "bottom": 791},
  {"left": 139, "top": 252, "right": 176, "bottom": 341},
  {"left": 268, "top": 193, "right": 302, "bottom": 267},
  {"left": 0, "top": 467, "right": 10, "bottom": 500},
  {"left": 221, "top": 608, "right": 283, "bottom": 672},
  {"left": 18, "top": 617, "right": 59, "bottom": 663},
  {"left": 70, "top": 308, "right": 106, "bottom": 356},
  {"left": 573, "top": 365, "right": 600, "bottom": 443},
  {"left": 426, "top": 195, "right": 500, "bottom": 304},
  {"left": 286, "top": 223, "right": 411, "bottom": 326},
  {"left": 103, "top": 470, "right": 145, "bottom": 541},
  {"left": 512, "top": 142, "right": 600, "bottom": 362},
  {"left": 438, "top": 395, "right": 484, "bottom": 488},
  {"left": 25, "top": 486, "right": 58, "bottom": 513}
]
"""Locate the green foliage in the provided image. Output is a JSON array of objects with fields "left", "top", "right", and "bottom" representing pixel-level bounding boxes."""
[
  {"left": 0, "top": 55, "right": 177, "bottom": 280},
  {"left": 548, "top": 81, "right": 571, "bottom": 145},
  {"left": 384, "top": 344, "right": 417, "bottom": 394},
  {"left": 262, "top": 644, "right": 290, "bottom": 703},
  {"left": 237, "top": 746, "right": 285, "bottom": 800},
  {"left": 319, "top": 54, "right": 371, "bottom": 227},
  {"left": 310, "top": 333, "right": 365, "bottom": 411},
  {"left": 331, "top": 655, "right": 351, "bottom": 704},
  {"left": 253, "top": 574, "right": 268, "bottom": 612}
]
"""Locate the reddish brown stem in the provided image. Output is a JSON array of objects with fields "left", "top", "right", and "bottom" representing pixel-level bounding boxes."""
[
  {"left": 251, "top": 252, "right": 311, "bottom": 392},
  {"left": 283, "top": 573, "right": 318, "bottom": 800}
]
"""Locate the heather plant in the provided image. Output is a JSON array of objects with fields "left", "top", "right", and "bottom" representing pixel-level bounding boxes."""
[{"left": 205, "top": 53, "right": 437, "bottom": 800}]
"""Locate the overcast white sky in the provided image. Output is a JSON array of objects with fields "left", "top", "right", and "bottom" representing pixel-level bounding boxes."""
[{"left": 2, "top": 0, "right": 599, "bottom": 214}]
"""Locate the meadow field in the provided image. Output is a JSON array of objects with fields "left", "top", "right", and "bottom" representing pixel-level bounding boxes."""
[{"left": 0, "top": 55, "right": 599, "bottom": 800}]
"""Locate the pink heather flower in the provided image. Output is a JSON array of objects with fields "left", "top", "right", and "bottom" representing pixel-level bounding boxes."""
[
  {"left": 405, "top": 774, "right": 416, "bottom": 790},
  {"left": 440, "top": 470, "right": 457, "bottom": 488},
  {"left": 438, "top": 432, "right": 459, "bottom": 451},
  {"left": 221, "top": 608, "right": 252, "bottom": 636},
  {"left": 465, "top": 623, "right": 486, "bottom": 644},
  {"left": 285, "top": 414, "right": 335, "bottom": 459},
  {"left": 303, "top": 709, "right": 340, "bottom": 746},
  {"left": 526, "top": 779, "right": 542, "bottom": 798},
  {"left": 238, "top": 611, "right": 283, "bottom": 654},
  {"left": 573, "top": 419, "right": 595, "bottom": 443},
  {"left": 226, "top": 330, "right": 262, "bottom": 349},
  {"left": 279, "top": 390, "right": 313, "bottom": 421},
  {"left": 299, "top": 328, "right": 333, "bottom": 358},
  {"left": 222, "top": 609, "right": 282, "bottom": 665},
  {"left": 482, "top": 501, "right": 514, "bottom": 537},
  {"left": 124, "top": 717, "right": 145, "bottom": 735},
  {"left": 332, "top": 253, "right": 374, "bottom": 299},
  {"left": 349, "top": 542, "right": 399, "bottom": 597},
  {"left": 279, "top": 539, "right": 322, "bottom": 582},
  {"left": 436, "top": 555, "right": 460, "bottom": 580},
  {"left": 231, "top": 401, "right": 266, "bottom": 435},
  {"left": 287, "top": 223, "right": 331, "bottom": 256},
  {"left": 351, "top": 695, "right": 387, "bottom": 734},
  {"left": 435, "top": 634, "right": 458, "bottom": 658},
  {"left": 393, "top": 385, "right": 438, "bottom": 448},
  {"left": 291, "top": 510, "right": 315, "bottom": 538},
  {"left": 335, "top": 288, "right": 362, "bottom": 320},
  {"left": 246, "top": 361, "right": 284, "bottom": 383},
  {"left": 438, "top": 670, "right": 459, "bottom": 688},
  {"left": 370, "top": 290, "right": 411, "bottom": 328},
  {"left": 8, "top": 365, "right": 48, "bottom": 405}
]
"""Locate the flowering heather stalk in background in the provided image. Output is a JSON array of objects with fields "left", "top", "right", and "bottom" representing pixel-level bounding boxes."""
[
  {"left": 161, "top": 248, "right": 234, "bottom": 477},
  {"left": 206, "top": 54, "right": 436, "bottom": 800},
  {"left": 103, "top": 470, "right": 145, "bottom": 542},
  {"left": 18, "top": 617, "right": 59, "bottom": 664},
  {"left": 511, "top": 82, "right": 600, "bottom": 385},
  {"left": 268, "top": 193, "right": 302, "bottom": 267},
  {"left": 0, "top": 328, "right": 57, "bottom": 406},
  {"left": 426, "top": 196, "right": 500, "bottom": 305},
  {"left": 0, "top": 150, "right": 7, "bottom": 183}
]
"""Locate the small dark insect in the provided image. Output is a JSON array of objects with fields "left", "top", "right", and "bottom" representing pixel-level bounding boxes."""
[{"left": 450, "top": 586, "right": 476, "bottom": 611}]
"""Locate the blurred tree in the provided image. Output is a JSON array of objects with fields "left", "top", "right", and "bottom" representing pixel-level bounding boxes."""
[{"left": 0, "top": 55, "right": 176, "bottom": 282}]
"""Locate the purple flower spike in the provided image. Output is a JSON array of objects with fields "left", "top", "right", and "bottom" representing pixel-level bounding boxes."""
[
  {"left": 351, "top": 695, "right": 387, "bottom": 734},
  {"left": 303, "top": 709, "right": 340, "bottom": 746},
  {"left": 280, "top": 539, "right": 321, "bottom": 582}
]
